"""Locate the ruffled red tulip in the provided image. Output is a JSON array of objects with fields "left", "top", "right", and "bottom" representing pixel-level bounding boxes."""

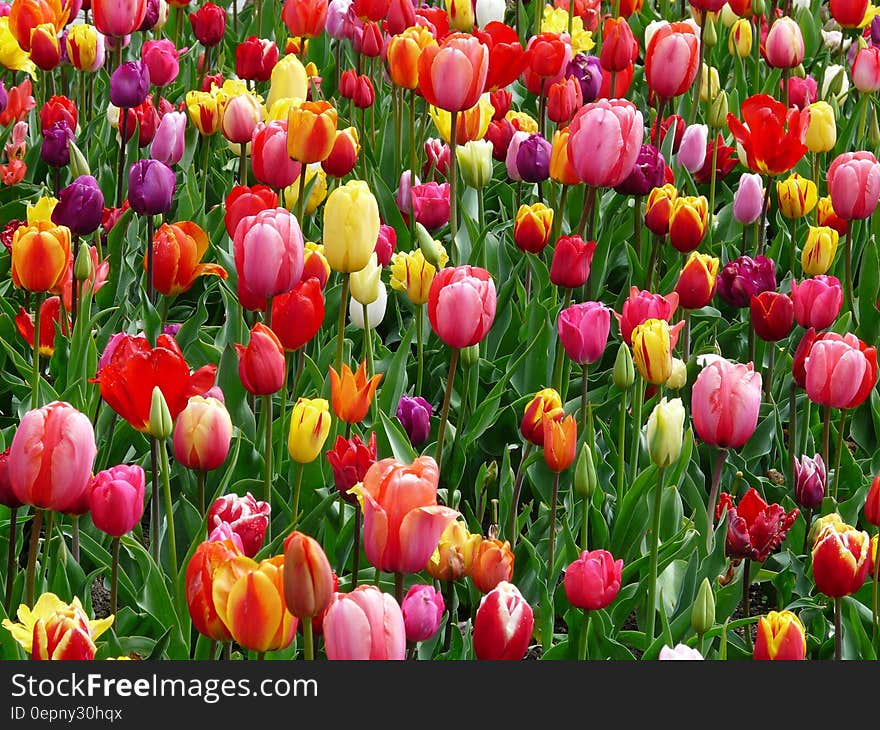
[
  {"left": 564, "top": 549, "right": 623, "bottom": 610},
  {"left": 473, "top": 581, "right": 534, "bottom": 660},
  {"left": 325, "top": 432, "right": 377, "bottom": 504},
  {"left": 692, "top": 357, "right": 762, "bottom": 449},
  {"left": 716, "top": 488, "right": 798, "bottom": 563}
]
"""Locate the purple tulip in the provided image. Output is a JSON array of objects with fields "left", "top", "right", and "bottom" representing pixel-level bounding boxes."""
[
  {"left": 396, "top": 395, "right": 433, "bottom": 446},
  {"left": 52, "top": 175, "right": 105, "bottom": 235},
  {"left": 793, "top": 453, "right": 826, "bottom": 510},
  {"left": 128, "top": 159, "right": 176, "bottom": 216},
  {"left": 396, "top": 170, "right": 419, "bottom": 213},
  {"left": 151, "top": 111, "right": 186, "bottom": 166},
  {"left": 0, "top": 81, "right": 7, "bottom": 115},
  {"left": 41, "top": 121, "right": 74, "bottom": 168},
  {"left": 677, "top": 124, "right": 708, "bottom": 173},
  {"left": 110, "top": 61, "right": 150, "bottom": 109},
  {"left": 614, "top": 144, "right": 666, "bottom": 196},
  {"left": 733, "top": 173, "right": 765, "bottom": 225},
  {"left": 139, "top": 0, "right": 162, "bottom": 32},
  {"left": 515, "top": 133, "right": 552, "bottom": 183},
  {"left": 567, "top": 54, "right": 602, "bottom": 103},
  {"left": 716, "top": 255, "right": 777, "bottom": 309}
]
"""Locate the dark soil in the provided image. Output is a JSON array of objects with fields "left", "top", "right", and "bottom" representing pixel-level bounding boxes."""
[
  {"left": 91, "top": 580, "right": 110, "bottom": 619},
  {"left": 731, "top": 580, "right": 778, "bottom": 647}
]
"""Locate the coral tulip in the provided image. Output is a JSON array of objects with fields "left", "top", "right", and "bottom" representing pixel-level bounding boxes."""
[
  {"left": 148, "top": 221, "right": 227, "bottom": 297},
  {"left": 427, "top": 265, "right": 496, "bottom": 349}
]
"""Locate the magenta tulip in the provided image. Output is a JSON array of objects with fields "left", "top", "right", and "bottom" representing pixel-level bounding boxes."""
[
  {"left": 692, "top": 358, "right": 762, "bottom": 449},
  {"left": 141, "top": 39, "right": 181, "bottom": 87},
  {"left": 323, "top": 586, "right": 406, "bottom": 660},
  {"left": 567, "top": 98, "right": 644, "bottom": 187},
  {"left": 92, "top": 0, "right": 148, "bottom": 37},
  {"left": 790, "top": 276, "right": 843, "bottom": 330},
  {"left": 826, "top": 151, "right": 880, "bottom": 220},
  {"left": 557, "top": 302, "right": 611, "bottom": 365},
  {"left": 427, "top": 266, "right": 497, "bottom": 349},
  {"left": 563, "top": 549, "right": 623, "bottom": 611},
  {"left": 88, "top": 465, "right": 146, "bottom": 537},
  {"left": 401, "top": 584, "right": 445, "bottom": 643}
]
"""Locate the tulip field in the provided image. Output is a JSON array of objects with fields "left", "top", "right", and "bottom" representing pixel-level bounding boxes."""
[{"left": 2, "top": 0, "right": 880, "bottom": 665}]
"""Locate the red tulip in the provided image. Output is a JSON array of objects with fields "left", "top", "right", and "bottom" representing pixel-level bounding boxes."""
[
  {"left": 829, "top": 0, "right": 869, "bottom": 27},
  {"left": 549, "top": 235, "right": 596, "bottom": 289},
  {"left": 323, "top": 586, "right": 406, "bottom": 660},
  {"left": 547, "top": 76, "right": 582, "bottom": 126},
  {"left": 473, "top": 581, "right": 534, "bottom": 660},
  {"left": 750, "top": 291, "right": 794, "bottom": 342},
  {"left": 522, "top": 32, "right": 572, "bottom": 94},
  {"left": 563, "top": 549, "right": 623, "bottom": 610},
  {"left": 692, "top": 357, "right": 762, "bottom": 449},
  {"left": 40, "top": 95, "right": 77, "bottom": 134},
  {"left": 15, "top": 296, "right": 67, "bottom": 357},
  {"left": 235, "top": 37, "right": 279, "bottom": 82},
  {"left": 826, "top": 151, "right": 880, "bottom": 220},
  {"left": 473, "top": 22, "right": 528, "bottom": 93},
  {"left": 251, "top": 121, "right": 301, "bottom": 191},
  {"left": 236, "top": 323, "right": 286, "bottom": 396},
  {"left": 804, "top": 333, "right": 877, "bottom": 410},
  {"left": 149, "top": 221, "right": 228, "bottom": 297},
  {"left": 716, "top": 488, "right": 798, "bottom": 562},
  {"left": 0, "top": 448, "right": 23, "bottom": 509},
  {"left": 224, "top": 185, "right": 278, "bottom": 239},
  {"left": 600, "top": 17, "right": 639, "bottom": 73},
  {"left": 727, "top": 93, "right": 809, "bottom": 176},
  {"left": 812, "top": 522, "right": 872, "bottom": 597},
  {"left": 864, "top": 475, "right": 880, "bottom": 527},
  {"left": 427, "top": 265, "right": 496, "bottom": 349},
  {"left": 189, "top": 2, "right": 226, "bottom": 47},
  {"left": 271, "top": 278, "right": 325, "bottom": 352},
  {"left": 645, "top": 21, "right": 699, "bottom": 101},
  {"left": 325, "top": 433, "right": 377, "bottom": 504},
  {"left": 754, "top": 611, "right": 807, "bottom": 660},
  {"left": 282, "top": 0, "right": 328, "bottom": 38}
]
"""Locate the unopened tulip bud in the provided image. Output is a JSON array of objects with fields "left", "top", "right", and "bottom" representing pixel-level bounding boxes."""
[
  {"left": 68, "top": 139, "right": 90, "bottom": 178},
  {"left": 149, "top": 386, "right": 173, "bottom": 439},
  {"left": 416, "top": 222, "right": 444, "bottom": 267},
  {"left": 826, "top": 66, "right": 846, "bottom": 98},
  {"left": 729, "top": 18, "right": 752, "bottom": 58},
  {"left": 461, "top": 343, "right": 480, "bottom": 368},
  {"left": 708, "top": 91, "right": 728, "bottom": 131},
  {"left": 574, "top": 443, "right": 597, "bottom": 498},
  {"left": 613, "top": 342, "right": 635, "bottom": 390},
  {"left": 74, "top": 241, "right": 94, "bottom": 282},
  {"left": 703, "top": 17, "right": 717, "bottom": 48},
  {"left": 870, "top": 105, "right": 880, "bottom": 149},
  {"left": 666, "top": 357, "right": 687, "bottom": 389},
  {"left": 646, "top": 397, "right": 685, "bottom": 468},
  {"left": 691, "top": 577, "right": 715, "bottom": 636},
  {"left": 350, "top": 253, "right": 382, "bottom": 306},
  {"left": 752, "top": 0, "right": 764, "bottom": 13}
]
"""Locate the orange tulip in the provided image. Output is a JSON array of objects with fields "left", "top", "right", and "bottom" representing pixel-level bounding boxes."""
[
  {"left": 520, "top": 388, "right": 564, "bottom": 446},
  {"left": 212, "top": 554, "right": 297, "bottom": 653},
  {"left": 15, "top": 296, "right": 66, "bottom": 357},
  {"left": 387, "top": 25, "right": 437, "bottom": 90},
  {"left": 543, "top": 414, "right": 577, "bottom": 472},
  {"left": 287, "top": 100, "right": 338, "bottom": 164},
  {"left": 470, "top": 537, "right": 515, "bottom": 594},
  {"left": 11, "top": 221, "right": 71, "bottom": 293},
  {"left": 147, "top": 221, "right": 228, "bottom": 297},
  {"left": 282, "top": 531, "right": 334, "bottom": 620},
  {"left": 8, "top": 0, "right": 70, "bottom": 52},
  {"left": 549, "top": 128, "right": 580, "bottom": 186},
  {"left": 185, "top": 536, "right": 242, "bottom": 642},
  {"left": 328, "top": 360, "right": 382, "bottom": 424}
]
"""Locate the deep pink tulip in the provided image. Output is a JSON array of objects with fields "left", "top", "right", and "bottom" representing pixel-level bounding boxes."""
[
  {"left": 233, "top": 207, "right": 304, "bottom": 303},
  {"left": 323, "top": 586, "right": 406, "bottom": 660},
  {"left": 615, "top": 286, "right": 679, "bottom": 345},
  {"left": 692, "top": 358, "right": 762, "bottom": 449},
  {"left": 557, "top": 302, "right": 610, "bottom": 365},
  {"left": 827, "top": 151, "right": 880, "bottom": 220},
  {"left": 207, "top": 492, "right": 270, "bottom": 558},
  {"left": 790, "top": 276, "right": 843, "bottom": 330},
  {"left": 473, "top": 581, "right": 534, "bottom": 660},
  {"left": 251, "top": 121, "right": 301, "bottom": 191},
  {"left": 401, "top": 584, "right": 445, "bottom": 642},
  {"left": 427, "top": 265, "right": 497, "bottom": 349},
  {"left": 764, "top": 17, "right": 804, "bottom": 69},
  {"left": 88, "top": 464, "right": 145, "bottom": 537},
  {"left": 411, "top": 181, "right": 450, "bottom": 231},
  {"left": 563, "top": 549, "right": 623, "bottom": 610},
  {"left": 359, "top": 456, "right": 459, "bottom": 574},
  {"left": 142, "top": 39, "right": 181, "bottom": 87},
  {"left": 150, "top": 111, "right": 186, "bottom": 166},
  {"left": 8, "top": 401, "right": 97, "bottom": 512},
  {"left": 851, "top": 46, "right": 880, "bottom": 93},
  {"left": 567, "top": 98, "right": 644, "bottom": 188},
  {"left": 804, "top": 336, "right": 878, "bottom": 409},
  {"left": 92, "top": 0, "right": 148, "bottom": 36}
]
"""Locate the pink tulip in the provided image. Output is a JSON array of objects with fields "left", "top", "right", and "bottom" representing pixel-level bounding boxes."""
[
  {"left": 804, "top": 335, "right": 878, "bottom": 409},
  {"left": 615, "top": 286, "right": 679, "bottom": 345},
  {"left": 207, "top": 492, "right": 271, "bottom": 558},
  {"left": 505, "top": 130, "right": 529, "bottom": 182},
  {"left": 401, "top": 584, "right": 445, "bottom": 642},
  {"left": 790, "top": 276, "right": 843, "bottom": 330},
  {"left": 567, "top": 98, "right": 644, "bottom": 188},
  {"left": 851, "top": 46, "right": 880, "bottom": 93},
  {"left": 395, "top": 170, "right": 419, "bottom": 213},
  {"left": 692, "top": 358, "right": 762, "bottom": 449},
  {"left": 427, "top": 265, "right": 497, "bottom": 349},
  {"left": 764, "top": 17, "right": 804, "bottom": 69},
  {"left": 563, "top": 549, "right": 623, "bottom": 610},
  {"left": 557, "top": 302, "right": 610, "bottom": 365},
  {"left": 142, "top": 39, "right": 181, "bottom": 87},
  {"left": 473, "top": 581, "right": 534, "bottom": 660},
  {"left": 411, "top": 181, "right": 450, "bottom": 231},
  {"left": 677, "top": 124, "right": 708, "bottom": 173},
  {"left": 233, "top": 207, "right": 304, "bottom": 302},
  {"left": 92, "top": 0, "right": 147, "bottom": 36},
  {"left": 8, "top": 401, "right": 97, "bottom": 512},
  {"left": 733, "top": 173, "right": 765, "bottom": 225},
  {"left": 151, "top": 111, "right": 186, "bottom": 166},
  {"left": 323, "top": 586, "right": 406, "bottom": 660},
  {"left": 173, "top": 396, "right": 233, "bottom": 472},
  {"left": 251, "top": 121, "right": 301, "bottom": 191},
  {"left": 221, "top": 93, "right": 261, "bottom": 144},
  {"left": 88, "top": 464, "right": 145, "bottom": 537},
  {"left": 827, "top": 151, "right": 880, "bottom": 220},
  {"left": 359, "top": 456, "right": 459, "bottom": 574}
]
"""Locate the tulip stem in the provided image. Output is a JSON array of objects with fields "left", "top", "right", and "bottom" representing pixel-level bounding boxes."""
[
  {"left": 279, "top": 351, "right": 291, "bottom": 474},
  {"left": 435, "top": 348, "right": 459, "bottom": 469},
  {"left": 201, "top": 135, "right": 211, "bottom": 212},
  {"left": 24, "top": 508, "right": 44, "bottom": 608},
  {"left": 576, "top": 186, "right": 597, "bottom": 240},
  {"left": 263, "top": 393, "right": 273, "bottom": 543},
  {"left": 822, "top": 405, "right": 832, "bottom": 484},
  {"left": 706, "top": 448, "right": 728, "bottom": 551},
  {"left": 415, "top": 305, "right": 424, "bottom": 395},
  {"left": 115, "top": 111, "right": 128, "bottom": 208},
  {"left": 581, "top": 494, "right": 590, "bottom": 552},
  {"left": 5, "top": 506, "right": 17, "bottom": 613},
  {"left": 578, "top": 610, "right": 590, "bottom": 661},
  {"left": 508, "top": 442, "right": 533, "bottom": 546},
  {"left": 682, "top": 309, "right": 691, "bottom": 363},
  {"left": 763, "top": 346, "right": 775, "bottom": 401},
  {"left": 629, "top": 375, "right": 644, "bottom": 486},
  {"left": 449, "top": 109, "right": 459, "bottom": 263},
  {"left": 787, "top": 380, "right": 798, "bottom": 486},
  {"left": 742, "top": 559, "right": 753, "bottom": 653},
  {"left": 580, "top": 365, "right": 590, "bottom": 440},
  {"left": 110, "top": 537, "right": 120, "bottom": 617},
  {"left": 832, "top": 410, "right": 847, "bottom": 502},
  {"left": 197, "top": 470, "right": 206, "bottom": 518},
  {"left": 394, "top": 572, "right": 404, "bottom": 606},
  {"left": 146, "top": 216, "right": 156, "bottom": 307},
  {"left": 296, "top": 165, "right": 307, "bottom": 224},
  {"left": 352, "top": 508, "right": 361, "bottom": 590},
  {"left": 872, "top": 527, "right": 879, "bottom": 651},
  {"left": 548, "top": 471, "right": 561, "bottom": 586},
  {"left": 303, "top": 619, "right": 314, "bottom": 661},
  {"left": 239, "top": 144, "right": 248, "bottom": 187},
  {"left": 801, "top": 508, "right": 813, "bottom": 555},
  {"left": 150, "top": 437, "right": 159, "bottom": 563},
  {"left": 645, "top": 467, "right": 665, "bottom": 645},
  {"left": 408, "top": 89, "right": 417, "bottom": 244},
  {"left": 844, "top": 219, "right": 855, "bottom": 322},
  {"left": 834, "top": 597, "right": 843, "bottom": 660},
  {"left": 31, "top": 292, "right": 44, "bottom": 409},
  {"left": 617, "top": 390, "right": 627, "bottom": 502},
  {"left": 334, "top": 273, "right": 351, "bottom": 375},
  {"left": 551, "top": 289, "right": 574, "bottom": 393},
  {"left": 159, "top": 438, "right": 178, "bottom": 601},
  {"left": 707, "top": 138, "right": 719, "bottom": 247},
  {"left": 362, "top": 302, "right": 374, "bottom": 383},
  {"left": 291, "top": 462, "right": 304, "bottom": 531}
]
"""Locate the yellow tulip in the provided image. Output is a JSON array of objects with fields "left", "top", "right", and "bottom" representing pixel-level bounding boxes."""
[
  {"left": 287, "top": 398, "right": 332, "bottom": 464},
  {"left": 322, "top": 180, "right": 380, "bottom": 273},
  {"left": 801, "top": 226, "right": 840, "bottom": 276},
  {"left": 390, "top": 247, "right": 448, "bottom": 306}
]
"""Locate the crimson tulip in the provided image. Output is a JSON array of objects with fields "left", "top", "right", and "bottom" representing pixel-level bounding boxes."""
[
  {"left": 715, "top": 488, "right": 798, "bottom": 562},
  {"left": 473, "top": 582, "right": 534, "bottom": 660},
  {"left": 564, "top": 549, "right": 623, "bottom": 610},
  {"left": 727, "top": 94, "right": 809, "bottom": 176},
  {"left": 750, "top": 291, "right": 794, "bottom": 342}
]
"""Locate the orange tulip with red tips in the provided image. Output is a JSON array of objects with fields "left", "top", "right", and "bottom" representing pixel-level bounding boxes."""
[
  {"left": 329, "top": 360, "right": 383, "bottom": 424},
  {"left": 753, "top": 610, "right": 806, "bottom": 660},
  {"left": 211, "top": 554, "right": 297, "bottom": 653},
  {"left": 287, "top": 100, "right": 338, "bottom": 164},
  {"left": 543, "top": 414, "right": 577, "bottom": 472},
  {"left": 15, "top": 296, "right": 67, "bottom": 357},
  {"left": 727, "top": 94, "right": 810, "bottom": 176},
  {"left": 146, "top": 221, "right": 228, "bottom": 297},
  {"left": 185, "top": 535, "right": 243, "bottom": 642},
  {"left": 387, "top": 25, "right": 437, "bottom": 90}
]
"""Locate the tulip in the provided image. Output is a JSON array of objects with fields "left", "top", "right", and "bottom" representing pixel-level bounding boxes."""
[
  {"left": 349, "top": 285, "right": 388, "bottom": 330},
  {"left": 791, "top": 275, "right": 843, "bottom": 330},
  {"left": 677, "top": 124, "right": 708, "bottom": 174},
  {"left": 355, "top": 456, "right": 459, "bottom": 575},
  {"left": 674, "top": 252, "right": 719, "bottom": 310},
  {"left": 568, "top": 99, "right": 644, "bottom": 188},
  {"left": 457, "top": 139, "right": 493, "bottom": 189},
  {"left": 860, "top": 474, "right": 880, "bottom": 528},
  {"left": 186, "top": 533, "right": 242, "bottom": 641},
  {"left": 282, "top": 531, "right": 334, "bottom": 624},
  {"left": 9, "top": 219, "right": 70, "bottom": 295},
  {"left": 288, "top": 398, "right": 332, "bottom": 464},
  {"left": 323, "top": 586, "right": 406, "bottom": 660},
  {"left": 801, "top": 227, "right": 839, "bottom": 276},
  {"left": 644, "top": 184, "right": 677, "bottom": 236},
  {"left": 265, "top": 54, "right": 308, "bottom": 111},
  {"left": 329, "top": 360, "right": 381, "bottom": 424},
  {"left": 616, "top": 287, "right": 679, "bottom": 345},
  {"left": 185, "top": 89, "right": 222, "bottom": 136},
  {"left": 428, "top": 265, "right": 496, "bottom": 349},
  {"left": 128, "top": 159, "right": 175, "bottom": 216},
  {"left": 547, "top": 76, "right": 582, "bottom": 126},
  {"left": 271, "top": 279, "right": 325, "bottom": 352},
  {"left": 564, "top": 549, "right": 623, "bottom": 611},
  {"left": 549, "top": 235, "right": 596, "bottom": 289},
  {"left": 727, "top": 93, "right": 809, "bottom": 176},
  {"left": 65, "top": 23, "right": 105, "bottom": 71},
  {"left": 817, "top": 195, "right": 848, "bottom": 237},
  {"left": 600, "top": 17, "right": 638, "bottom": 73},
  {"left": 224, "top": 184, "right": 278, "bottom": 238},
  {"left": 189, "top": 2, "right": 225, "bottom": 46},
  {"left": 765, "top": 17, "right": 804, "bottom": 69},
  {"left": 236, "top": 323, "right": 285, "bottom": 396},
  {"left": 208, "top": 493, "right": 270, "bottom": 559},
  {"left": 716, "top": 488, "right": 799, "bottom": 562},
  {"left": 396, "top": 395, "right": 432, "bottom": 446},
  {"left": 88, "top": 464, "right": 145, "bottom": 538},
  {"left": 427, "top": 520, "right": 480, "bottom": 582},
  {"left": 302, "top": 242, "right": 331, "bottom": 288},
  {"left": 142, "top": 39, "right": 180, "bottom": 87},
  {"left": 149, "top": 221, "right": 226, "bottom": 297},
  {"left": 322, "top": 127, "right": 360, "bottom": 179},
  {"left": 410, "top": 182, "right": 450, "bottom": 230},
  {"left": 14, "top": 297, "right": 65, "bottom": 357},
  {"left": 644, "top": 21, "right": 699, "bottom": 101},
  {"left": 646, "top": 397, "right": 685, "bottom": 468},
  {"left": 659, "top": 644, "right": 704, "bottom": 660},
  {"left": 805, "top": 101, "right": 837, "bottom": 154},
  {"left": 543, "top": 414, "right": 577, "bottom": 474},
  {"left": 728, "top": 17, "right": 752, "bottom": 57},
  {"left": 91, "top": 0, "right": 146, "bottom": 36},
  {"left": 233, "top": 207, "right": 304, "bottom": 307},
  {"left": 211, "top": 555, "right": 296, "bottom": 652},
  {"left": 110, "top": 61, "right": 150, "bottom": 109},
  {"left": 236, "top": 37, "right": 279, "bottom": 82},
  {"left": 557, "top": 302, "right": 610, "bottom": 366},
  {"left": 631, "top": 319, "right": 675, "bottom": 386},
  {"left": 566, "top": 53, "right": 602, "bottom": 103},
  {"left": 693, "top": 357, "right": 762, "bottom": 449},
  {"left": 465, "top": 536, "right": 513, "bottom": 594},
  {"left": 851, "top": 46, "right": 880, "bottom": 93},
  {"left": 473, "top": 582, "right": 534, "bottom": 660},
  {"left": 614, "top": 144, "right": 666, "bottom": 197},
  {"left": 509, "top": 133, "right": 551, "bottom": 184},
  {"left": 8, "top": 401, "right": 96, "bottom": 513},
  {"left": 220, "top": 92, "right": 262, "bottom": 145},
  {"left": 325, "top": 432, "right": 377, "bottom": 504},
  {"left": 150, "top": 111, "right": 186, "bottom": 166},
  {"left": 520, "top": 387, "right": 564, "bottom": 448},
  {"left": 323, "top": 180, "right": 380, "bottom": 273},
  {"left": 804, "top": 334, "right": 877, "bottom": 410},
  {"left": 812, "top": 522, "right": 872, "bottom": 597},
  {"left": 287, "top": 100, "right": 337, "bottom": 164},
  {"left": 401, "top": 584, "right": 445, "bottom": 643},
  {"left": 249, "top": 121, "right": 300, "bottom": 190},
  {"left": 827, "top": 151, "right": 880, "bottom": 220},
  {"left": 716, "top": 255, "right": 776, "bottom": 308},
  {"left": 40, "top": 121, "right": 73, "bottom": 168},
  {"left": 173, "top": 396, "right": 233, "bottom": 472},
  {"left": 754, "top": 611, "right": 807, "bottom": 660},
  {"left": 668, "top": 195, "right": 709, "bottom": 253},
  {"left": 787, "top": 76, "right": 817, "bottom": 111},
  {"left": 387, "top": 25, "right": 436, "bottom": 90},
  {"left": 794, "top": 454, "right": 826, "bottom": 510},
  {"left": 513, "top": 203, "right": 553, "bottom": 254},
  {"left": 776, "top": 173, "right": 817, "bottom": 220},
  {"left": 751, "top": 291, "right": 794, "bottom": 342},
  {"left": 389, "top": 249, "right": 442, "bottom": 306},
  {"left": 1, "top": 593, "right": 113, "bottom": 660},
  {"left": 350, "top": 253, "right": 382, "bottom": 307}
]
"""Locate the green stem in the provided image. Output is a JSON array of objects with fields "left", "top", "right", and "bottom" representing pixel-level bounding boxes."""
[
  {"left": 415, "top": 304, "right": 424, "bottom": 395},
  {"left": 159, "top": 438, "right": 178, "bottom": 601},
  {"left": 787, "top": 380, "right": 798, "bottom": 486},
  {"left": 822, "top": 405, "right": 832, "bottom": 481},
  {"left": 31, "top": 292, "right": 44, "bottom": 409},
  {"left": 707, "top": 138, "right": 719, "bottom": 247},
  {"left": 115, "top": 110, "right": 128, "bottom": 207},
  {"left": 291, "top": 462, "right": 304, "bottom": 530},
  {"left": 548, "top": 471, "right": 560, "bottom": 585},
  {"left": 435, "top": 348, "right": 459, "bottom": 468},
  {"left": 508, "top": 442, "right": 533, "bottom": 546},
  {"left": 834, "top": 596, "right": 842, "bottom": 660},
  {"left": 645, "top": 467, "right": 665, "bottom": 644},
  {"left": 578, "top": 610, "right": 590, "bottom": 661},
  {"left": 362, "top": 302, "right": 374, "bottom": 379},
  {"left": 38, "top": 511, "right": 53, "bottom": 591},
  {"left": 197, "top": 470, "right": 206, "bottom": 518},
  {"left": 5, "top": 507, "right": 17, "bottom": 613},
  {"left": 617, "top": 390, "right": 627, "bottom": 502},
  {"left": 580, "top": 365, "right": 590, "bottom": 439},
  {"left": 150, "top": 437, "right": 159, "bottom": 563},
  {"left": 742, "top": 558, "right": 752, "bottom": 653},
  {"left": 629, "top": 375, "right": 644, "bottom": 485},
  {"left": 581, "top": 494, "right": 590, "bottom": 552},
  {"left": 146, "top": 216, "right": 156, "bottom": 307},
  {"left": 832, "top": 409, "right": 847, "bottom": 501},
  {"left": 296, "top": 165, "right": 307, "bottom": 224},
  {"left": 706, "top": 448, "right": 728, "bottom": 550},
  {"left": 239, "top": 142, "right": 247, "bottom": 187},
  {"left": 352, "top": 508, "right": 361, "bottom": 589},
  {"left": 334, "top": 273, "right": 350, "bottom": 374},
  {"left": 25, "top": 508, "right": 43, "bottom": 607},
  {"left": 303, "top": 618, "right": 314, "bottom": 660},
  {"left": 263, "top": 393, "right": 273, "bottom": 542},
  {"left": 201, "top": 134, "right": 211, "bottom": 213},
  {"left": 110, "top": 536, "right": 120, "bottom": 617},
  {"left": 845, "top": 219, "right": 855, "bottom": 321},
  {"left": 552, "top": 289, "right": 574, "bottom": 392}
]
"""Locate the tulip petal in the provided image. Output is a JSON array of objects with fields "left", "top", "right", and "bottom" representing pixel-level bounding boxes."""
[{"left": 397, "top": 505, "right": 460, "bottom": 574}]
